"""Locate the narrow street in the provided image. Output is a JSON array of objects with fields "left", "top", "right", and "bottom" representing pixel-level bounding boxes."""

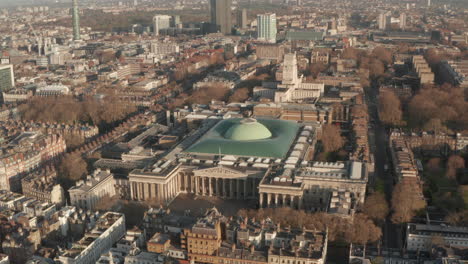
[{"left": 366, "top": 87, "right": 400, "bottom": 249}]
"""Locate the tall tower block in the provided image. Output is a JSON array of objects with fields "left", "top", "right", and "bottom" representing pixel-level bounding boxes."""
[{"left": 72, "top": 0, "right": 81, "bottom": 40}]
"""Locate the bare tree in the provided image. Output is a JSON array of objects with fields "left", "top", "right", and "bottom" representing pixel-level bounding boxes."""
[
  {"left": 371, "top": 47, "right": 393, "bottom": 66},
  {"left": 362, "top": 192, "right": 389, "bottom": 223},
  {"left": 228, "top": 88, "right": 250, "bottom": 103},
  {"left": 378, "top": 90, "right": 403, "bottom": 126},
  {"left": 321, "top": 124, "right": 344, "bottom": 153},
  {"left": 58, "top": 153, "right": 88, "bottom": 187},
  {"left": 346, "top": 213, "right": 383, "bottom": 245},
  {"left": 308, "top": 63, "right": 328, "bottom": 78},
  {"left": 391, "top": 181, "right": 425, "bottom": 224},
  {"left": 446, "top": 155, "right": 465, "bottom": 179}
]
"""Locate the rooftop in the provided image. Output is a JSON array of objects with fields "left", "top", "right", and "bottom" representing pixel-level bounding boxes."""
[{"left": 185, "top": 118, "right": 300, "bottom": 158}]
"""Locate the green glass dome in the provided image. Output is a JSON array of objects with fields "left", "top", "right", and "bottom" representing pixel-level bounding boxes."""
[{"left": 224, "top": 118, "right": 272, "bottom": 141}]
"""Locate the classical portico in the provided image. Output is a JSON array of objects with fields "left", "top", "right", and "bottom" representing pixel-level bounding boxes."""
[
  {"left": 258, "top": 184, "right": 304, "bottom": 209},
  {"left": 191, "top": 166, "right": 264, "bottom": 199}
]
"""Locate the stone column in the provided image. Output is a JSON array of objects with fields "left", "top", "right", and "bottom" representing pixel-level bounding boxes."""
[
  {"left": 230, "top": 179, "right": 234, "bottom": 199},
  {"left": 135, "top": 183, "right": 140, "bottom": 200},
  {"left": 298, "top": 196, "right": 303, "bottom": 210},
  {"left": 209, "top": 178, "right": 213, "bottom": 196},
  {"left": 195, "top": 177, "right": 199, "bottom": 195},
  {"left": 283, "top": 195, "right": 287, "bottom": 207},
  {"left": 267, "top": 193, "right": 272, "bottom": 207},
  {"left": 152, "top": 184, "right": 157, "bottom": 201},
  {"left": 192, "top": 175, "right": 196, "bottom": 193},
  {"left": 259, "top": 193, "right": 264, "bottom": 208},
  {"left": 171, "top": 179, "right": 175, "bottom": 198},
  {"left": 223, "top": 178, "right": 227, "bottom": 198},
  {"left": 201, "top": 177, "right": 206, "bottom": 196},
  {"left": 139, "top": 183, "right": 144, "bottom": 201},
  {"left": 130, "top": 182, "right": 135, "bottom": 200},
  {"left": 213, "top": 178, "right": 218, "bottom": 196},
  {"left": 146, "top": 183, "right": 151, "bottom": 199},
  {"left": 274, "top": 194, "right": 279, "bottom": 207},
  {"left": 252, "top": 178, "right": 256, "bottom": 198},
  {"left": 244, "top": 179, "right": 248, "bottom": 199}
]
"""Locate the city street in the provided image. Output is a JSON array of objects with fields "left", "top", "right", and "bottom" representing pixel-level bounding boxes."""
[{"left": 366, "top": 87, "right": 401, "bottom": 249}]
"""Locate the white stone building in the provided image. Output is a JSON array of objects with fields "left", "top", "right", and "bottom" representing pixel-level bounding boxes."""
[
  {"left": 58, "top": 212, "right": 126, "bottom": 264},
  {"left": 274, "top": 53, "right": 324, "bottom": 103},
  {"left": 69, "top": 169, "right": 116, "bottom": 210},
  {"left": 406, "top": 223, "right": 468, "bottom": 252}
]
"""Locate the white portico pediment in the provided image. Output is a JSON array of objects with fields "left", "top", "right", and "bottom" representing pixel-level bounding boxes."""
[{"left": 193, "top": 166, "right": 247, "bottom": 179}]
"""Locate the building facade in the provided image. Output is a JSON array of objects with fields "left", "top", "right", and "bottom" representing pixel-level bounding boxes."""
[
  {"left": 210, "top": 0, "right": 232, "bottom": 35},
  {"left": 406, "top": 223, "right": 468, "bottom": 252},
  {"left": 153, "top": 15, "right": 172, "bottom": 36},
  {"left": 257, "top": 13, "right": 277, "bottom": 43},
  {"left": 58, "top": 212, "right": 126, "bottom": 264},
  {"left": 0, "top": 65, "right": 14, "bottom": 92},
  {"left": 69, "top": 169, "right": 116, "bottom": 210}
]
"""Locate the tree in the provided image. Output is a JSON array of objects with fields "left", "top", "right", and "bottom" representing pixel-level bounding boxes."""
[
  {"left": 378, "top": 90, "right": 403, "bottom": 126},
  {"left": 362, "top": 192, "right": 389, "bottom": 223},
  {"left": 345, "top": 213, "right": 382, "bottom": 245},
  {"left": 58, "top": 153, "right": 88, "bottom": 187},
  {"left": 423, "top": 118, "right": 448, "bottom": 133},
  {"left": 321, "top": 124, "right": 344, "bottom": 153},
  {"left": 308, "top": 63, "right": 327, "bottom": 78},
  {"left": 189, "top": 85, "right": 230, "bottom": 105},
  {"left": 445, "top": 210, "right": 468, "bottom": 227},
  {"left": 372, "top": 47, "right": 393, "bottom": 66},
  {"left": 430, "top": 235, "right": 446, "bottom": 247},
  {"left": 446, "top": 155, "right": 465, "bottom": 179},
  {"left": 341, "top": 48, "right": 360, "bottom": 60},
  {"left": 391, "top": 181, "right": 425, "bottom": 224},
  {"left": 426, "top": 158, "right": 442, "bottom": 172},
  {"left": 228, "top": 88, "right": 250, "bottom": 103},
  {"left": 369, "top": 59, "right": 386, "bottom": 78}
]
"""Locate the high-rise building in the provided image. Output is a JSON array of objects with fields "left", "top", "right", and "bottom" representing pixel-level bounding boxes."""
[
  {"left": 210, "top": 0, "right": 232, "bottom": 35},
  {"left": 0, "top": 65, "right": 14, "bottom": 92},
  {"left": 378, "top": 12, "right": 391, "bottom": 30},
  {"left": 153, "top": 15, "right": 172, "bottom": 36},
  {"left": 399, "top": 13, "right": 407, "bottom": 30},
  {"left": 257, "top": 13, "right": 277, "bottom": 43},
  {"left": 237, "top": 8, "right": 247, "bottom": 29},
  {"left": 72, "top": 0, "right": 80, "bottom": 40},
  {"left": 171, "top": 15, "right": 181, "bottom": 27},
  {"left": 282, "top": 53, "right": 298, "bottom": 85}
]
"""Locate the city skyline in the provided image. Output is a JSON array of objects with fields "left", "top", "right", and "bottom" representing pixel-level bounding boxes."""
[{"left": 0, "top": 0, "right": 466, "bottom": 263}]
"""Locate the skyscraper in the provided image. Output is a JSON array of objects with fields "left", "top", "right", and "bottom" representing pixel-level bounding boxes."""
[
  {"left": 237, "top": 8, "right": 247, "bottom": 29},
  {"left": 72, "top": 0, "right": 80, "bottom": 40},
  {"left": 399, "top": 13, "right": 407, "bottom": 30},
  {"left": 378, "top": 12, "right": 391, "bottom": 30},
  {"left": 153, "top": 15, "right": 172, "bottom": 36},
  {"left": 0, "top": 65, "right": 15, "bottom": 92},
  {"left": 210, "top": 0, "right": 232, "bottom": 35},
  {"left": 257, "top": 13, "right": 277, "bottom": 43}
]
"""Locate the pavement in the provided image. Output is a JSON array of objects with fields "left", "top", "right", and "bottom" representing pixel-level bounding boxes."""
[{"left": 168, "top": 193, "right": 257, "bottom": 217}]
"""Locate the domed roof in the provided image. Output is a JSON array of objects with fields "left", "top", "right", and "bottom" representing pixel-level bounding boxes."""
[{"left": 224, "top": 118, "right": 272, "bottom": 141}]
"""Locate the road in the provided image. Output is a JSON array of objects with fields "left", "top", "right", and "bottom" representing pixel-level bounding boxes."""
[{"left": 365, "top": 87, "right": 400, "bottom": 249}]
